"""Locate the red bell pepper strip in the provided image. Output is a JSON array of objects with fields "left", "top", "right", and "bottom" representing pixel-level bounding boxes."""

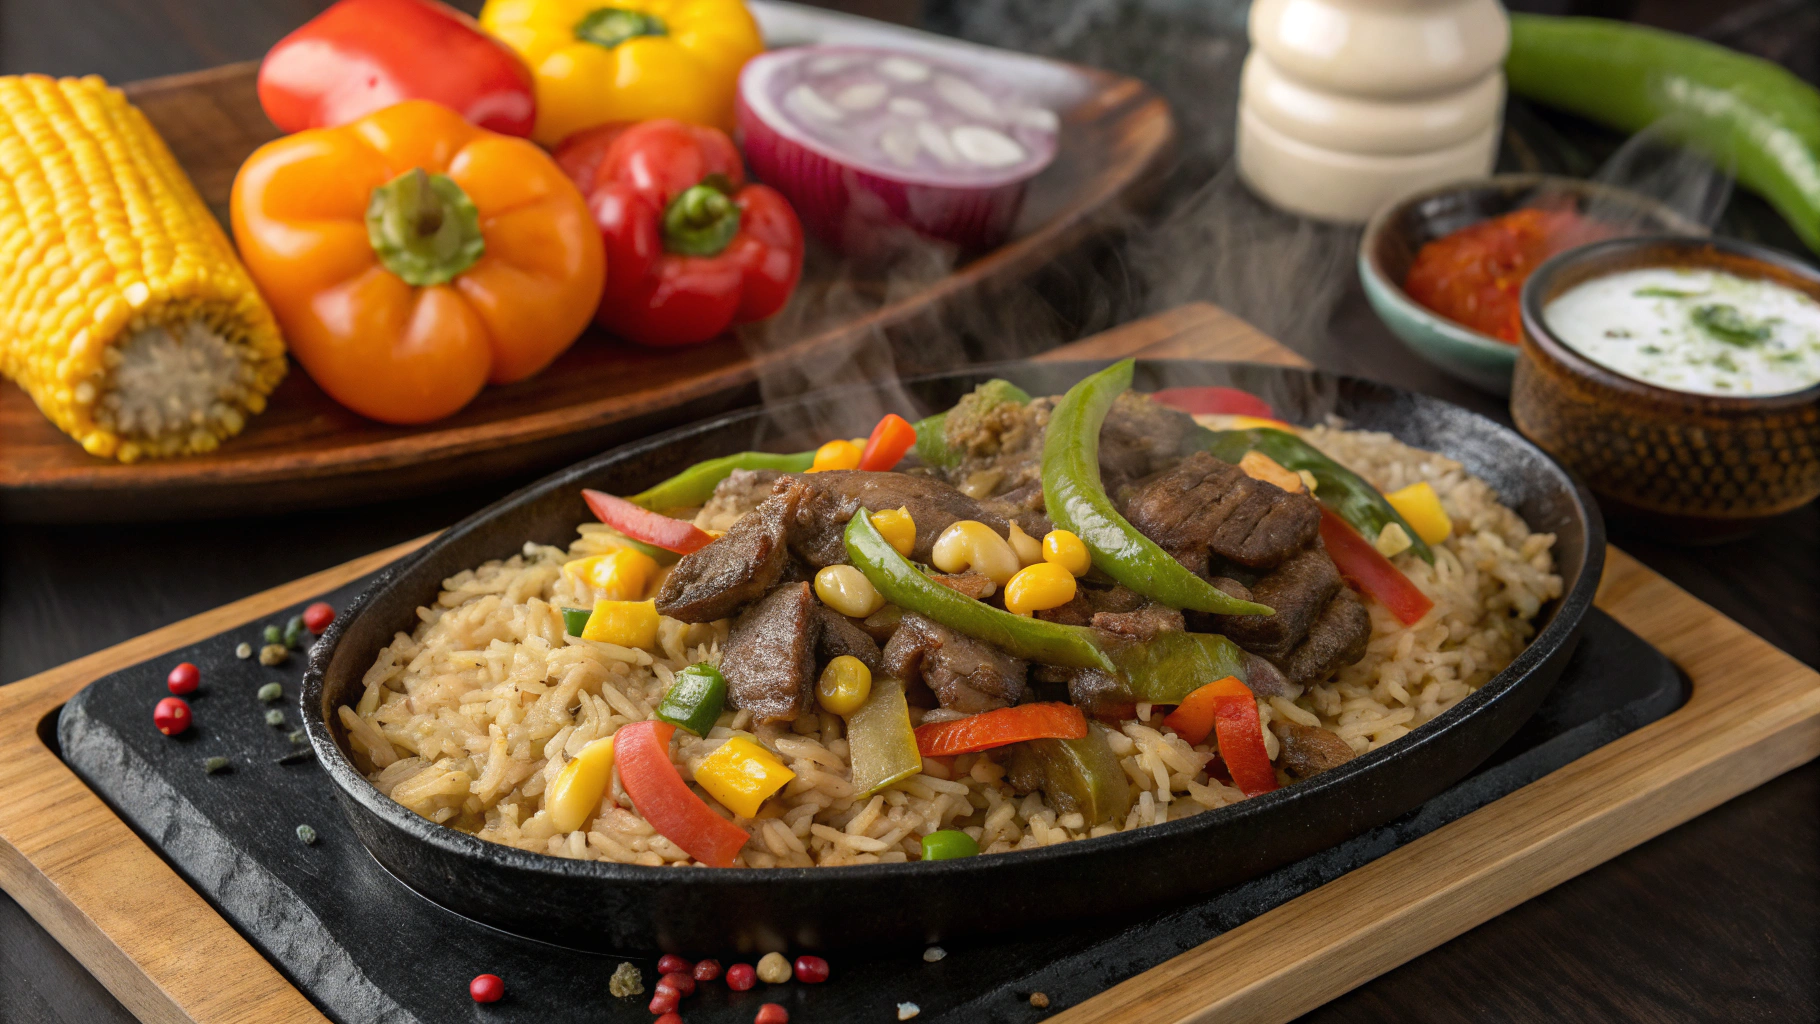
[
  {"left": 582, "top": 488, "right": 714, "bottom": 555},
  {"left": 613, "top": 720, "right": 750, "bottom": 868},
  {"left": 1149, "top": 386, "right": 1277, "bottom": 420},
  {"left": 1164, "top": 676, "right": 1277, "bottom": 796},
  {"left": 914, "top": 703, "right": 1088, "bottom": 757},
  {"left": 257, "top": 0, "right": 536, "bottom": 136},
  {"left": 1318, "top": 507, "right": 1435, "bottom": 626},
  {"left": 554, "top": 119, "right": 805, "bottom": 348},
  {"left": 858, "top": 414, "right": 918, "bottom": 472}
]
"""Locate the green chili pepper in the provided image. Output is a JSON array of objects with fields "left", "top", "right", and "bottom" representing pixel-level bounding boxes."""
[
  {"left": 911, "top": 411, "right": 957, "bottom": 469},
  {"left": 846, "top": 675, "right": 923, "bottom": 796},
  {"left": 1104, "top": 631, "right": 1249, "bottom": 705},
  {"left": 654, "top": 662, "right": 727, "bottom": 737},
  {"left": 628, "top": 450, "right": 817, "bottom": 511},
  {"left": 1196, "top": 427, "right": 1434, "bottom": 565},
  {"left": 845, "top": 510, "right": 1115, "bottom": 671},
  {"left": 1007, "top": 724, "right": 1132, "bottom": 827},
  {"left": 560, "top": 607, "right": 593, "bottom": 636},
  {"left": 1043, "top": 360, "right": 1274, "bottom": 617},
  {"left": 920, "top": 829, "right": 980, "bottom": 860},
  {"left": 1506, "top": 14, "right": 1820, "bottom": 255}
]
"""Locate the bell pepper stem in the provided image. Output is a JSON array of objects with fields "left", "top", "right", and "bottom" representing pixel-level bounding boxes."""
[
  {"left": 572, "top": 7, "right": 668, "bottom": 49},
  {"left": 365, "top": 166, "right": 485, "bottom": 286},
  {"left": 662, "top": 180, "right": 742, "bottom": 257}
]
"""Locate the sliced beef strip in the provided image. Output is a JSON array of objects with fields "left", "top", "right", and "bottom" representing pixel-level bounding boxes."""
[
  {"left": 696, "top": 468, "right": 782, "bottom": 530},
  {"left": 1064, "top": 667, "right": 1133, "bottom": 722},
  {"left": 1123, "top": 451, "right": 1320, "bottom": 571},
  {"left": 1272, "top": 586, "right": 1371, "bottom": 684},
  {"left": 930, "top": 571, "right": 995, "bottom": 600},
  {"left": 815, "top": 605, "right": 882, "bottom": 672},
  {"left": 1097, "top": 391, "right": 1200, "bottom": 494},
  {"left": 720, "top": 582, "right": 820, "bottom": 723},
  {"left": 654, "top": 483, "right": 800, "bottom": 623},
  {"left": 1241, "top": 652, "right": 1297, "bottom": 700},
  {"left": 1278, "top": 724, "right": 1357, "bottom": 779},
  {"left": 1091, "top": 603, "right": 1185, "bottom": 642},
  {"left": 1035, "top": 583, "right": 1147, "bottom": 629},
  {"left": 779, "top": 470, "right": 1013, "bottom": 567},
  {"left": 881, "top": 613, "right": 1030, "bottom": 713},
  {"left": 1201, "top": 545, "right": 1343, "bottom": 659}
]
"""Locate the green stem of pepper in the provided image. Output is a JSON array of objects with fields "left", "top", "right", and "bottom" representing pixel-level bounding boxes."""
[
  {"left": 560, "top": 607, "right": 593, "bottom": 637},
  {"left": 1009, "top": 725, "right": 1132, "bottom": 827},
  {"left": 654, "top": 662, "right": 727, "bottom": 737},
  {"left": 628, "top": 450, "right": 817, "bottom": 511},
  {"left": 1043, "top": 360, "right": 1275, "bottom": 617}
]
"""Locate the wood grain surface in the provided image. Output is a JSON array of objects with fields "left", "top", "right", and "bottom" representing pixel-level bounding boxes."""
[{"left": 2, "top": 303, "right": 1814, "bottom": 1024}]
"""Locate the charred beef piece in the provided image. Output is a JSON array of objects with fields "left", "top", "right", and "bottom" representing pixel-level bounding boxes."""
[
  {"left": 1097, "top": 391, "right": 1200, "bottom": 494},
  {"left": 1278, "top": 724, "right": 1357, "bottom": 779},
  {"left": 929, "top": 571, "right": 995, "bottom": 600},
  {"left": 1272, "top": 587, "right": 1371, "bottom": 684},
  {"left": 1123, "top": 451, "right": 1320, "bottom": 571},
  {"left": 779, "top": 470, "right": 1013, "bottom": 567},
  {"left": 1035, "top": 583, "right": 1148, "bottom": 628},
  {"left": 720, "top": 583, "right": 820, "bottom": 723},
  {"left": 1202, "top": 545, "right": 1343, "bottom": 659},
  {"left": 654, "top": 484, "right": 801, "bottom": 623},
  {"left": 1241, "top": 652, "right": 1297, "bottom": 700},
  {"left": 1064, "top": 667, "right": 1132, "bottom": 721},
  {"left": 1091, "top": 603, "right": 1185, "bottom": 642},
  {"left": 881, "top": 613, "right": 1030, "bottom": 713},
  {"left": 696, "top": 468, "right": 783, "bottom": 530},
  {"left": 815, "top": 605, "right": 882, "bottom": 672}
]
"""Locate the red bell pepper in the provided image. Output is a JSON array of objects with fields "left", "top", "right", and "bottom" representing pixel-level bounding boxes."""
[
  {"left": 614, "top": 720, "right": 751, "bottom": 868},
  {"left": 1150, "top": 386, "right": 1277, "bottom": 420},
  {"left": 554, "top": 120, "right": 804, "bottom": 347},
  {"left": 582, "top": 488, "right": 713, "bottom": 555},
  {"left": 858, "top": 414, "right": 917, "bottom": 472},
  {"left": 1318, "top": 507, "right": 1435, "bottom": 626},
  {"left": 914, "top": 703, "right": 1088, "bottom": 757},
  {"left": 257, "top": 0, "right": 535, "bottom": 137},
  {"left": 1163, "top": 676, "right": 1278, "bottom": 796}
]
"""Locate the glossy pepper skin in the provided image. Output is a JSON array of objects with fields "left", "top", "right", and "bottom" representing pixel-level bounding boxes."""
[
  {"left": 258, "top": 0, "right": 537, "bottom": 137},
  {"left": 555, "top": 119, "right": 803, "bottom": 347},
  {"left": 480, "top": 0, "right": 764, "bottom": 145},
  {"left": 231, "top": 101, "right": 605, "bottom": 424}
]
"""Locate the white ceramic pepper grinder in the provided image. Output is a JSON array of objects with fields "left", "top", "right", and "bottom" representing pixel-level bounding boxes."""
[{"left": 1237, "top": 0, "right": 1510, "bottom": 224}]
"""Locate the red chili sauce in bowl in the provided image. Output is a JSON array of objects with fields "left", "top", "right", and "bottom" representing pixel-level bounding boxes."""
[{"left": 1404, "top": 207, "right": 1615, "bottom": 345}]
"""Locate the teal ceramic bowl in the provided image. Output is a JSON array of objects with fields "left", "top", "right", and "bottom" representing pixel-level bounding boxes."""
[{"left": 1359, "top": 174, "right": 1705, "bottom": 395}]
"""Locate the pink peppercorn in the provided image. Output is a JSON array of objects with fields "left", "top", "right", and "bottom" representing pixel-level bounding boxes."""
[
  {"left": 754, "top": 1003, "right": 789, "bottom": 1024},
  {"left": 692, "top": 959, "right": 722, "bottom": 982},
  {"left": 657, "top": 953, "right": 693, "bottom": 976},
  {"left": 793, "top": 955, "right": 829, "bottom": 984},
  {"left": 726, "top": 963, "right": 757, "bottom": 992},
  {"left": 469, "top": 974, "right": 504, "bottom": 1003},
  {"left": 153, "top": 697, "right": 191, "bottom": 736},
  {"left": 166, "top": 662, "right": 200, "bottom": 695},
  {"left": 660, "top": 972, "right": 696, "bottom": 997},
  {"left": 649, "top": 988, "right": 679, "bottom": 1015},
  {"left": 302, "top": 602, "right": 336, "bottom": 633},
  {"left": 655, "top": 1015, "right": 683, "bottom": 1024}
]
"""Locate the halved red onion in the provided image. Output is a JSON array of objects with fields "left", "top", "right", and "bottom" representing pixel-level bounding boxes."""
[{"left": 736, "top": 45, "right": 1059, "bottom": 256}]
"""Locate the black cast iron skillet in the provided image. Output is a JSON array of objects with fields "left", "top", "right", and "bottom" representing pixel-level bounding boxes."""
[{"left": 303, "top": 360, "right": 1604, "bottom": 955}]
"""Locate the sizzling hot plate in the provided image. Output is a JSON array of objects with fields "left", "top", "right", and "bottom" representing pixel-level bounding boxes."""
[{"left": 303, "top": 360, "right": 1603, "bottom": 954}]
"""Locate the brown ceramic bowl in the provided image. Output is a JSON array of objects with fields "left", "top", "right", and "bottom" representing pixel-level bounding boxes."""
[{"left": 1513, "top": 236, "right": 1820, "bottom": 542}]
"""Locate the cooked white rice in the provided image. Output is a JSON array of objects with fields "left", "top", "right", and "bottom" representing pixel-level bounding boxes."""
[{"left": 341, "top": 427, "right": 1561, "bottom": 867}]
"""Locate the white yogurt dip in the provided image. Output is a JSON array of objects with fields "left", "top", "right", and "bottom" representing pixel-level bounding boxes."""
[{"left": 1544, "top": 266, "right": 1820, "bottom": 397}]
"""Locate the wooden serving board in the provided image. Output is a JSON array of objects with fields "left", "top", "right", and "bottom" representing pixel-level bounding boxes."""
[
  {"left": 1, "top": 303, "right": 1816, "bottom": 1024},
  {"left": 0, "top": 3, "right": 1173, "bottom": 523}
]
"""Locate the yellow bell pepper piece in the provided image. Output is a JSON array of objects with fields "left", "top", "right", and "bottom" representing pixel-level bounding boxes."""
[
  {"left": 565, "top": 548, "right": 659, "bottom": 600},
  {"left": 582, "top": 599, "right": 661, "bottom": 649},
  {"left": 1385, "top": 481, "right": 1452, "bottom": 545},
  {"left": 480, "top": 0, "right": 764, "bottom": 145},
  {"left": 693, "top": 736, "right": 795, "bottom": 819},
  {"left": 546, "top": 736, "right": 615, "bottom": 833}
]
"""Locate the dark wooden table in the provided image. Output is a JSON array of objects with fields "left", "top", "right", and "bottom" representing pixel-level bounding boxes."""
[{"left": 1, "top": 2, "right": 1815, "bottom": 1022}]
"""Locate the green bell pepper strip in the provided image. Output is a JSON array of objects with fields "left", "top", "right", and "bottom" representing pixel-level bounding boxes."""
[
  {"left": 846, "top": 510, "right": 1116, "bottom": 671},
  {"left": 1104, "top": 631, "right": 1250, "bottom": 706},
  {"left": 560, "top": 607, "right": 592, "bottom": 637},
  {"left": 654, "top": 662, "right": 727, "bottom": 737},
  {"left": 1043, "top": 360, "right": 1274, "bottom": 616},
  {"left": 847, "top": 675, "right": 923, "bottom": 796},
  {"left": 1196, "top": 426, "right": 1434, "bottom": 565},
  {"left": 1506, "top": 14, "right": 1820, "bottom": 255},
  {"left": 1008, "top": 725, "right": 1132, "bottom": 827},
  {"left": 628, "top": 450, "right": 816, "bottom": 511},
  {"left": 919, "top": 829, "right": 980, "bottom": 860}
]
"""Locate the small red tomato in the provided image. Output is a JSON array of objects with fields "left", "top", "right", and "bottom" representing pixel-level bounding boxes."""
[
  {"left": 657, "top": 953, "right": 693, "bottom": 977},
  {"left": 793, "top": 955, "right": 829, "bottom": 984},
  {"left": 649, "top": 988, "right": 679, "bottom": 1015},
  {"left": 726, "top": 963, "right": 757, "bottom": 992},
  {"left": 302, "top": 601, "right": 335, "bottom": 633},
  {"left": 469, "top": 973, "right": 504, "bottom": 1003},
  {"left": 655, "top": 1015, "right": 684, "bottom": 1024},
  {"left": 692, "top": 959, "right": 722, "bottom": 982},
  {"left": 661, "top": 972, "right": 696, "bottom": 997},
  {"left": 755, "top": 1003, "right": 789, "bottom": 1024},
  {"left": 166, "top": 662, "right": 200, "bottom": 694},
  {"left": 153, "top": 697, "right": 191, "bottom": 736}
]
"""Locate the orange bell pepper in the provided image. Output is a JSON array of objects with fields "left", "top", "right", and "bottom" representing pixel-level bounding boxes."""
[{"left": 230, "top": 100, "right": 605, "bottom": 423}]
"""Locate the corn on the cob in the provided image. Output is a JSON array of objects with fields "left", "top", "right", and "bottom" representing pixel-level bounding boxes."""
[{"left": 0, "top": 74, "right": 285, "bottom": 462}]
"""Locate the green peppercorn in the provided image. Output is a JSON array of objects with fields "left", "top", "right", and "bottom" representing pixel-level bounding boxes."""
[
  {"left": 296, "top": 824, "right": 318, "bottom": 845},
  {"left": 264, "top": 624, "right": 282, "bottom": 645},
  {"left": 266, "top": 709, "right": 286, "bottom": 727},
  {"left": 258, "top": 682, "right": 283, "bottom": 703},
  {"left": 203, "top": 756, "right": 230, "bottom": 774}
]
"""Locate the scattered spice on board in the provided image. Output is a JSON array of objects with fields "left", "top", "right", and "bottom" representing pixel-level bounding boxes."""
[
  {"left": 897, "top": 1003, "right": 921, "bottom": 1020},
  {"left": 203, "top": 757, "right": 230, "bottom": 774},
  {"left": 923, "top": 946, "right": 946, "bottom": 962},
  {"left": 469, "top": 973, "right": 505, "bottom": 1004},
  {"left": 288, "top": 730, "right": 307, "bottom": 746},
  {"left": 1029, "top": 992, "right": 1050, "bottom": 1008},
  {"left": 755, "top": 1004, "right": 789, "bottom": 1024},
  {"left": 282, "top": 615, "right": 306, "bottom": 648},
  {"left": 608, "top": 961, "right": 644, "bottom": 998},
  {"left": 235, "top": 642, "right": 253, "bottom": 659},
  {"left": 726, "top": 963, "right": 757, "bottom": 991},
  {"left": 264, "top": 625, "right": 282, "bottom": 645},
  {"left": 166, "top": 662, "right": 200, "bottom": 694},
  {"left": 793, "top": 955, "right": 829, "bottom": 983},
  {"left": 756, "top": 952, "right": 792, "bottom": 984},
  {"left": 276, "top": 749, "right": 314, "bottom": 765},
  {"left": 153, "top": 697, "right": 191, "bottom": 736},
  {"left": 295, "top": 824, "right": 317, "bottom": 845},
  {"left": 692, "top": 959, "right": 722, "bottom": 981},
  {"left": 259, "top": 644, "right": 289, "bottom": 666},
  {"left": 258, "top": 682, "right": 284, "bottom": 702},
  {"left": 302, "top": 601, "right": 335, "bottom": 633},
  {"left": 266, "top": 709, "right": 287, "bottom": 727}
]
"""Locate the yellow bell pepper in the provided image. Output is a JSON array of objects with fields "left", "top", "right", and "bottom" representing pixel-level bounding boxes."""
[
  {"left": 479, "top": 0, "right": 764, "bottom": 145},
  {"left": 693, "top": 736, "right": 795, "bottom": 818},
  {"left": 582, "top": 599, "right": 661, "bottom": 649},
  {"left": 565, "top": 548, "right": 659, "bottom": 600},
  {"left": 1385, "top": 481, "right": 1453, "bottom": 545},
  {"left": 546, "top": 736, "right": 615, "bottom": 832}
]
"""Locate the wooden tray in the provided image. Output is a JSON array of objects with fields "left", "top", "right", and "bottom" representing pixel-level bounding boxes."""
[
  {"left": 1, "top": 303, "right": 1816, "bottom": 1024},
  {"left": 0, "top": 2, "right": 1173, "bottom": 523}
]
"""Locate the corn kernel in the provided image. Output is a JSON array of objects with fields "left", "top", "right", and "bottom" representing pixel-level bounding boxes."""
[
  {"left": 545, "top": 737, "right": 614, "bottom": 833},
  {"left": 1041, "top": 529, "right": 1092, "bottom": 577},
  {"left": 932, "top": 520, "right": 1019, "bottom": 585},
  {"left": 1007, "top": 522, "right": 1043, "bottom": 566},
  {"left": 581, "top": 599, "right": 660, "bottom": 649},
  {"left": 1385, "top": 481, "right": 1452, "bottom": 545},
  {"left": 816, "top": 655, "right": 873, "bottom": 716},
  {"left": 693, "top": 736, "right": 795, "bottom": 818},
  {"left": 564, "top": 548, "right": 658, "bottom": 601},
  {"left": 809, "top": 439, "right": 863, "bottom": 473},
  {"left": 1004, "top": 561, "right": 1078, "bottom": 615},
  {"left": 1238, "top": 450, "right": 1303, "bottom": 492},
  {"left": 871, "top": 506, "right": 917, "bottom": 557},
  {"left": 815, "top": 564, "right": 884, "bottom": 618},
  {"left": 1375, "top": 522, "right": 1413, "bottom": 558}
]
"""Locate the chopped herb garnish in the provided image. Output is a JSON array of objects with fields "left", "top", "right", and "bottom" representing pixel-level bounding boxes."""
[
  {"left": 1692, "top": 303, "right": 1774, "bottom": 346},
  {"left": 561, "top": 607, "right": 593, "bottom": 636},
  {"left": 1713, "top": 351, "right": 1741, "bottom": 373},
  {"left": 266, "top": 709, "right": 287, "bottom": 727},
  {"left": 203, "top": 756, "right": 230, "bottom": 774},
  {"left": 258, "top": 682, "right": 284, "bottom": 703},
  {"left": 1634, "top": 286, "right": 1702, "bottom": 298},
  {"left": 296, "top": 824, "right": 318, "bottom": 845},
  {"left": 608, "top": 962, "right": 645, "bottom": 998},
  {"left": 1604, "top": 327, "right": 1633, "bottom": 339},
  {"left": 1641, "top": 344, "right": 1664, "bottom": 355}
]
